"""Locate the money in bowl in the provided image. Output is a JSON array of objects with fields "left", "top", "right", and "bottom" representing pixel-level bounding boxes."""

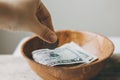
[{"left": 21, "top": 30, "right": 114, "bottom": 80}]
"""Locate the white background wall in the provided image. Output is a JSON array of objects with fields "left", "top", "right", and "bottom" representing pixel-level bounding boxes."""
[{"left": 0, "top": 0, "right": 120, "bottom": 54}]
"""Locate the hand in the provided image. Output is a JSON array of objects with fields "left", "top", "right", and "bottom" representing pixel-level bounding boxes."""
[{"left": 0, "top": 0, "right": 57, "bottom": 43}]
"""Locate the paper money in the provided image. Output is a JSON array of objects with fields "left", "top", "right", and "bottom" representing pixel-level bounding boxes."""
[{"left": 32, "top": 42, "right": 98, "bottom": 66}]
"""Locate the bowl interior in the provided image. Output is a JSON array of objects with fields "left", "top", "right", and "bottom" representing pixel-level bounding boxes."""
[{"left": 22, "top": 30, "right": 114, "bottom": 66}]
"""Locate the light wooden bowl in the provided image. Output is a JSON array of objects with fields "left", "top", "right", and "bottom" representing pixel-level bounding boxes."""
[{"left": 21, "top": 30, "right": 114, "bottom": 80}]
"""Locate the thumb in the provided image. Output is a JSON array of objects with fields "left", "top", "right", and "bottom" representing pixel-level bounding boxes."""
[{"left": 29, "top": 20, "right": 57, "bottom": 43}]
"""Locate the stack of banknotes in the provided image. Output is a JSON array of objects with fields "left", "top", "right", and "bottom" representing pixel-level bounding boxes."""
[{"left": 32, "top": 42, "right": 98, "bottom": 66}]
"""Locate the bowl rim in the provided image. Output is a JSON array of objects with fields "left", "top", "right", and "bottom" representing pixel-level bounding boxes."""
[{"left": 21, "top": 30, "right": 114, "bottom": 69}]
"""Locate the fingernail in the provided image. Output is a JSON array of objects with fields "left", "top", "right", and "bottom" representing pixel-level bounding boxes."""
[{"left": 48, "top": 34, "right": 57, "bottom": 43}]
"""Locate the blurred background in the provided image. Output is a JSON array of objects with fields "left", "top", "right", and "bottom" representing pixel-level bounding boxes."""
[{"left": 0, "top": 0, "right": 120, "bottom": 54}]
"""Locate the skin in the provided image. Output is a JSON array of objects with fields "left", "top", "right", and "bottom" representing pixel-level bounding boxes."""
[{"left": 0, "top": 0, "right": 57, "bottom": 43}]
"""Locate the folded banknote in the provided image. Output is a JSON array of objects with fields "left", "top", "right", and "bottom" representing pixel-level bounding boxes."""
[{"left": 32, "top": 42, "right": 98, "bottom": 66}]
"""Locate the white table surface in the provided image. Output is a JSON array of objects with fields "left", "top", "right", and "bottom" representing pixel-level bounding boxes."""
[{"left": 0, "top": 55, "right": 42, "bottom": 80}]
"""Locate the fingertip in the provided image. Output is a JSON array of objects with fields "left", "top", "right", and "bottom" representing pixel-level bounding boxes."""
[{"left": 47, "top": 33, "right": 57, "bottom": 43}]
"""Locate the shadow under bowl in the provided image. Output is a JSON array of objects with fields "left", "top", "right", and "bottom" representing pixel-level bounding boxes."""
[{"left": 21, "top": 30, "right": 114, "bottom": 80}]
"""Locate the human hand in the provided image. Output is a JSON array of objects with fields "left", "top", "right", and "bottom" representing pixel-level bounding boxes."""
[{"left": 0, "top": 0, "right": 57, "bottom": 43}]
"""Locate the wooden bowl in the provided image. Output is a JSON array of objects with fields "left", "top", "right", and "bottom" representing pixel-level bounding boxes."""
[{"left": 21, "top": 30, "right": 114, "bottom": 80}]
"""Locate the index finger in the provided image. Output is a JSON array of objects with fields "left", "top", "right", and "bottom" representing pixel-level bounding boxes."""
[{"left": 36, "top": 2, "right": 54, "bottom": 31}]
